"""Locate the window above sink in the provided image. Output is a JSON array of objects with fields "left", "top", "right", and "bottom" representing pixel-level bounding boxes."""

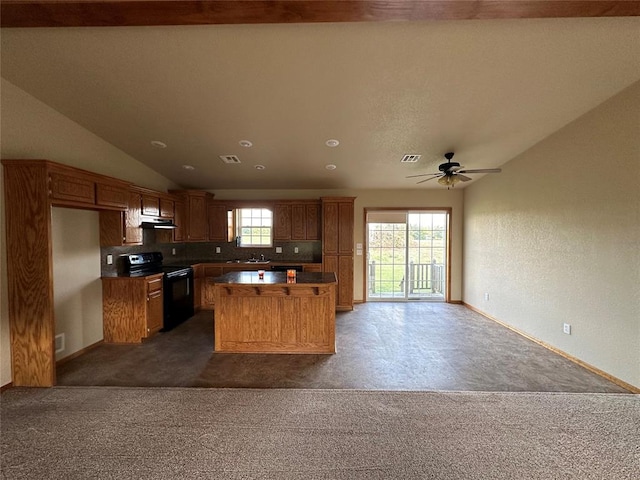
[{"left": 235, "top": 208, "right": 273, "bottom": 248}]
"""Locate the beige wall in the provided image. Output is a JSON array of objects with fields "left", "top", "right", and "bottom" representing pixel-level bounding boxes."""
[
  {"left": 214, "top": 189, "right": 465, "bottom": 302},
  {"left": 0, "top": 79, "right": 178, "bottom": 387},
  {"left": 463, "top": 81, "right": 640, "bottom": 388},
  {"left": 52, "top": 208, "right": 103, "bottom": 361}
]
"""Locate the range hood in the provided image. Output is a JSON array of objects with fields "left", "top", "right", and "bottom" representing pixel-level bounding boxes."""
[{"left": 140, "top": 218, "right": 178, "bottom": 229}]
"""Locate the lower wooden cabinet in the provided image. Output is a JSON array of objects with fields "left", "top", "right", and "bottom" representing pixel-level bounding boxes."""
[
  {"left": 102, "top": 273, "right": 164, "bottom": 343},
  {"left": 322, "top": 255, "right": 353, "bottom": 311}
]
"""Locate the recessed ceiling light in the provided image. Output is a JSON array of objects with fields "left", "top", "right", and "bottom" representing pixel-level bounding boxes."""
[
  {"left": 325, "top": 139, "right": 340, "bottom": 147},
  {"left": 150, "top": 140, "right": 167, "bottom": 149},
  {"left": 182, "top": 165, "right": 195, "bottom": 171},
  {"left": 239, "top": 140, "right": 253, "bottom": 148},
  {"left": 325, "top": 164, "right": 337, "bottom": 170},
  {"left": 254, "top": 165, "right": 266, "bottom": 170}
]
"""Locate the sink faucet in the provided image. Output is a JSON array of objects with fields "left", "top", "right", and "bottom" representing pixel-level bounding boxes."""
[{"left": 260, "top": 254, "right": 265, "bottom": 261}]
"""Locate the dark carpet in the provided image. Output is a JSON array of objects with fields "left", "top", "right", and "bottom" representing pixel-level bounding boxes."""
[{"left": 1, "top": 387, "right": 638, "bottom": 479}]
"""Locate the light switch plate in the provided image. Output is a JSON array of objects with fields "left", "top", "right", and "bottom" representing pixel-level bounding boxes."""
[
  {"left": 106, "top": 254, "right": 113, "bottom": 265},
  {"left": 276, "top": 247, "right": 282, "bottom": 254},
  {"left": 216, "top": 246, "right": 221, "bottom": 253}
]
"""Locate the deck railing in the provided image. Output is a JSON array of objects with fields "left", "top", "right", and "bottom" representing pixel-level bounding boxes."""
[{"left": 369, "top": 260, "right": 444, "bottom": 295}]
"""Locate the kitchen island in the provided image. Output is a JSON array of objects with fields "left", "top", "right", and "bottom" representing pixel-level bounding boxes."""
[{"left": 213, "top": 271, "right": 337, "bottom": 354}]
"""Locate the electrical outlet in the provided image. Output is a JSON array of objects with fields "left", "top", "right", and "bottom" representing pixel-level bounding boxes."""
[
  {"left": 484, "top": 292, "right": 489, "bottom": 301},
  {"left": 563, "top": 323, "right": 571, "bottom": 335},
  {"left": 276, "top": 247, "right": 282, "bottom": 254},
  {"left": 55, "top": 333, "right": 65, "bottom": 354},
  {"left": 294, "top": 247, "right": 299, "bottom": 254},
  {"left": 216, "top": 246, "right": 221, "bottom": 254},
  {"left": 172, "top": 248, "right": 176, "bottom": 255},
  {"left": 106, "top": 254, "right": 113, "bottom": 265}
]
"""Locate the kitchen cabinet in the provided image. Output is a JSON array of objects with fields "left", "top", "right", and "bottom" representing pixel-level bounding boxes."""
[
  {"left": 99, "top": 189, "right": 143, "bottom": 246},
  {"left": 173, "top": 197, "right": 186, "bottom": 242},
  {"left": 208, "top": 202, "right": 228, "bottom": 242},
  {"left": 305, "top": 203, "right": 321, "bottom": 240},
  {"left": 141, "top": 194, "right": 160, "bottom": 216},
  {"left": 273, "top": 204, "right": 292, "bottom": 240},
  {"left": 49, "top": 165, "right": 129, "bottom": 211},
  {"left": 205, "top": 265, "right": 224, "bottom": 309},
  {"left": 160, "top": 197, "right": 174, "bottom": 218},
  {"left": 139, "top": 190, "right": 174, "bottom": 219},
  {"left": 170, "top": 190, "right": 212, "bottom": 242},
  {"left": 193, "top": 264, "right": 223, "bottom": 310},
  {"left": 303, "top": 263, "right": 323, "bottom": 273},
  {"left": 102, "top": 273, "right": 164, "bottom": 343},
  {"left": 192, "top": 264, "right": 203, "bottom": 311},
  {"left": 95, "top": 181, "right": 129, "bottom": 210},
  {"left": 322, "top": 197, "right": 355, "bottom": 311},
  {"left": 275, "top": 201, "right": 321, "bottom": 241},
  {"left": 49, "top": 171, "right": 95, "bottom": 206}
]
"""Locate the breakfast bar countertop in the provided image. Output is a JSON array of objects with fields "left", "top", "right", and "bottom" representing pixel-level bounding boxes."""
[{"left": 214, "top": 271, "right": 336, "bottom": 285}]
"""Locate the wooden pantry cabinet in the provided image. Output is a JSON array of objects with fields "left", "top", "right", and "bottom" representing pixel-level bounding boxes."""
[{"left": 322, "top": 197, "right": 355, "bottom": 311}]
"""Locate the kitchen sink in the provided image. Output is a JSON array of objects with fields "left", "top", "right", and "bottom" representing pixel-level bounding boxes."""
[{"left": 243, "top": 260, "right": 271, "bottom": 264}]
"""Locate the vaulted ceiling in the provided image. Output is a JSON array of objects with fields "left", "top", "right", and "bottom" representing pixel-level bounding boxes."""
[{"left": 2, "top": 1, "right": 639, "bottom": 189}]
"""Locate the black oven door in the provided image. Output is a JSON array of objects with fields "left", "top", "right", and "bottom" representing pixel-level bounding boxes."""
[{"left": 162, "top": 270, "right": 194, "bottom": 331}]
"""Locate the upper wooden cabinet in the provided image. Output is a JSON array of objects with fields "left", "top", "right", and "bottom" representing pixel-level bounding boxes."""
[
  {"left": 159, "top": 197, "right": 174, "bottom": 219},
  {"left": 173, "top": 197, "right": 185, "bottom": 242},
  {"left": 99, "top": 189, "right": 143, "bottom": 246},
  {"left": 169, "top": 190, "right": 213, "bottom": 242},
  {"left": 322, "top": 198, "right": 354, "bottom": 255},
  {"left": 274, "top": 201, "right": 321, "bottom": 241},
  {"left": 48, "top": 163, "right": 129, "bottom": 210},
  {"left": 208, "top": 201, "right": 228, "bottom": 242},
  {"left": 139, "top": 191, "right": 174, "bottom": 219},
  {"left": 49, "top": 171, "right": 95, "bottom": 205},
  {"left": 141, "top": 194, "right": 160, "bottom": 216},
  {"left": 273, "top": 204, "right": 292, "bottom": 240}
]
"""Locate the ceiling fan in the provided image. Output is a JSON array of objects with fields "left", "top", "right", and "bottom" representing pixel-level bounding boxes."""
[{"left": 407, "top": 152, "right": 502, "bottom": 188}]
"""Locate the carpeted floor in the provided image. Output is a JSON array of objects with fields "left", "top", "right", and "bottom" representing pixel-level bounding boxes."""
[{"left": 1, "top": 387, "right": 638, "bottom": 479}]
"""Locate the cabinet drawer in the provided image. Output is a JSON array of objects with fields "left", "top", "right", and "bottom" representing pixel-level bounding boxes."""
[
  {"left": 147, "top": 276, "right": 163, "bottom": 293},
  {"left": 49, "top": 172, "right": 95, "bottom": 205}
]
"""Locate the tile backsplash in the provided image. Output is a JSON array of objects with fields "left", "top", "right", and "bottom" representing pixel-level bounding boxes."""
[{"left": 101, "top": 229, "right": 322, "bottom": 276}]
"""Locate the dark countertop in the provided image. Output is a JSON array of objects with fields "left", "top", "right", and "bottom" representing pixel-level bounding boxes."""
[
  {"left": 214, "top": 271, "right": 336, "bottom": 285},
  {"left": 101, "top": 271, "right": 164, "bottom": 279},
  {"left": 189, "top": 260, "right": 321, "bottom": 265}
]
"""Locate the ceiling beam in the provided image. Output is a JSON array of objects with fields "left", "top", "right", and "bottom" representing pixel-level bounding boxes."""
[{"left": 2, "top": 1, "right": 639, "bottom": 28}]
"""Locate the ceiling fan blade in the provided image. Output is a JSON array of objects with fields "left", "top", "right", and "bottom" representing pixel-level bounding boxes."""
[
  {"left": 456, "top": 174, "right": 473, "bottom": 182},
  {"left": 447, "top": 165, "right": 464, "bottom": 172},
  {"left": 458, "top": 168, "right": 502, "bottom": 174},
  {"left": 406, "top": 173, "right": 439, "bottom": 179},
  {"left": 416, "top": 175, "right": 441, "bottom": 184}
]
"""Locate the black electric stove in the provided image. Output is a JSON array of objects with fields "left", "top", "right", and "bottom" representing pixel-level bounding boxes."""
[{"left": 122, "top": 252, "right": 194, "bottom": 331}]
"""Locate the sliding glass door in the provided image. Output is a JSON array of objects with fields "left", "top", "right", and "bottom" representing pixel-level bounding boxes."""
[{"left": 366, "top": 210, "right": 448, "bottom": 302}]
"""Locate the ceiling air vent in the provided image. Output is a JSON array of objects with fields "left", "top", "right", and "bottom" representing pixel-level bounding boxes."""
[
  {"left": 401, "top": 154, "right": 421, "bottom": 163},
  {"left": 220, "top": 155, "right": 241, "bottom": 164}
]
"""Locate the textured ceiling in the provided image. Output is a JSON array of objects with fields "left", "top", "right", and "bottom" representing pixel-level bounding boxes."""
[{"left": 1, "top": 17, "right": 639, "bottom": 190}]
